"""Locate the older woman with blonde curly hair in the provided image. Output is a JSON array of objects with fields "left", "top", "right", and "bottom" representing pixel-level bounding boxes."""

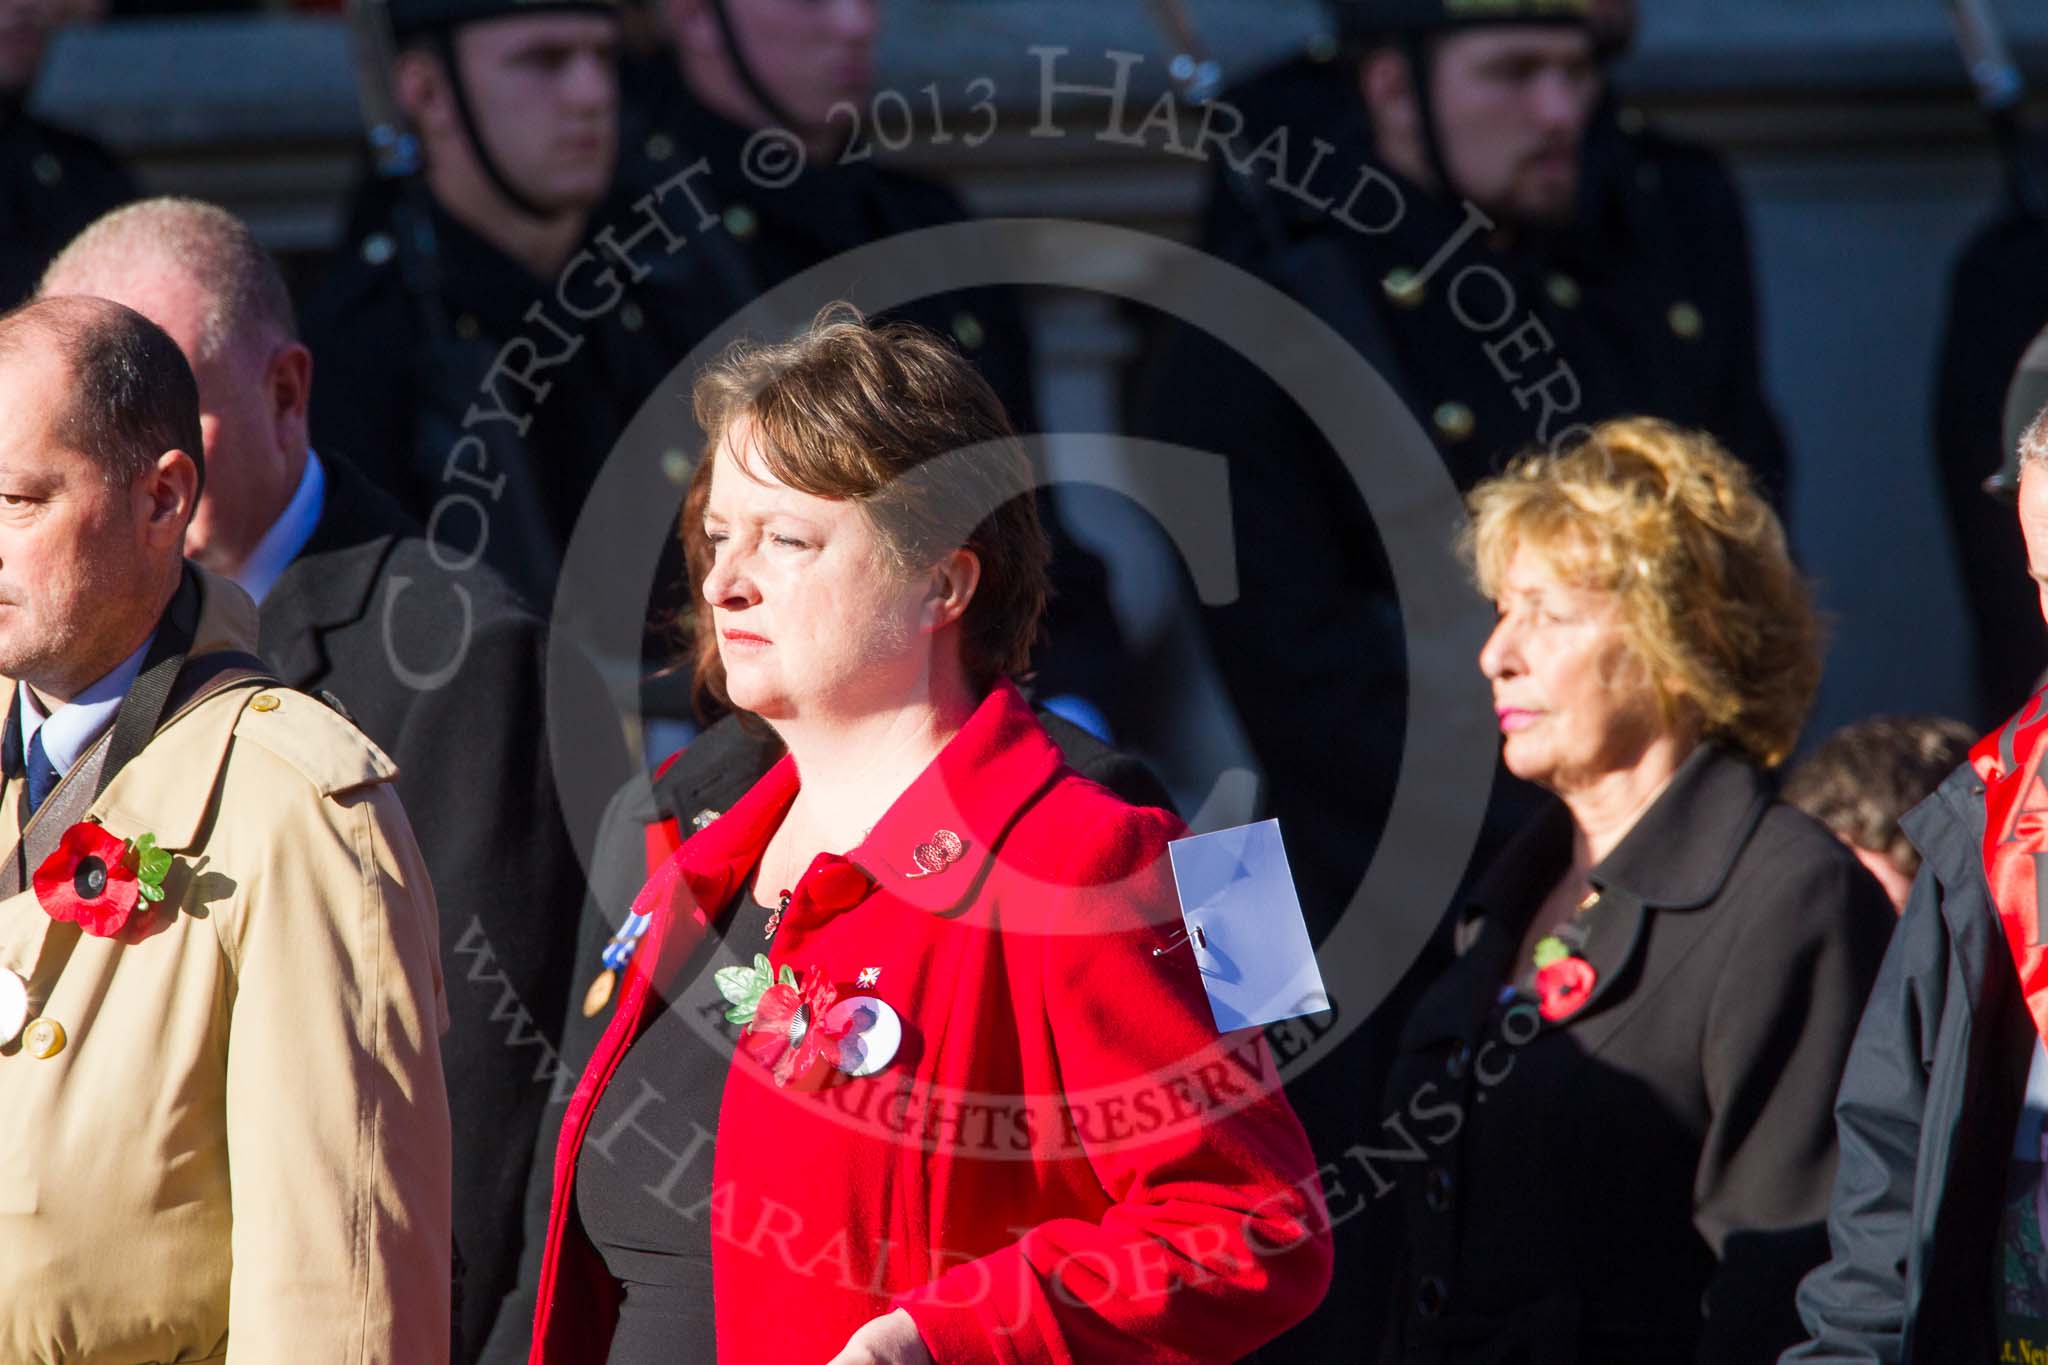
[{"left": 1376, "top": 418, "right": 1896, "bottom": 1365}]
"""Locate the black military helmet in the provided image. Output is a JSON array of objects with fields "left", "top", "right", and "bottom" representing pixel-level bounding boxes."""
[
  {"left": 1987, "top": 320, "right": 2048, "bottom": 500},
  {"left": 381, "top": 0, "right": 620, "bottom": 220},
  {"left": 1328, "top": 0, "right": 1592, "bottom": 42},
  {"left": 389, "top": 0, "right": 617, "bottom": 40}
]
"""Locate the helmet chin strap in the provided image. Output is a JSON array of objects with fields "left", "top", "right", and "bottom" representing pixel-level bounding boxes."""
[
  {"left": 1400, "top": 33, "right": 1463, "bottom": 206},
  {"left": 432, "top": 26, "right": 558, "bottom": 222},
  {"left": 704, "top": 0, "right": 807, "bottom": 139}
]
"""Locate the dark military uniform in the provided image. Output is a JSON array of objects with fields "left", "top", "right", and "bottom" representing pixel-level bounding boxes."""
[
  {"left": 302, "top": 194, "right": 717, "bottom": 612},
  {"left": 0, "top": 99, "right": 134, "bottom": 308},
  {"left": 1136, "top": 7, "right": 1786, "bottom": 1357}
]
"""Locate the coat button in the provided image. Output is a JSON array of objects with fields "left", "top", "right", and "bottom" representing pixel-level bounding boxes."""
[
  {"left": 1433, "top": 402, "right": 1476, "bottom": 443},
  {"left": 23, "top": 1018, "right": 64, "bottom": 1059},
  {"left": 1668, "top": 301, "right": 1704, "bottom": 340},
  {"left": 951, "top": 312, "right": 986, "bottom": 350},
  {"left": 1424, "top": 1166, "right": 1454, "bottom": 1213},
  {"left": 1415, "top": 1275, "right": 1449, "bottom": 1318},
  {"left": 454, "top": 313, "right": 481, "bottom": 341},
  {"left": 360, "top": 232, "right": 396, "bottom": 266},
  {"left": 250, "top": 694, "right": 281, "bottom": 713},
  {"left": 723, "top": 204, "right": 759, "bottom": 241},
  {"left": 645, "top": 131, "right": 676, "bottom": 163},
  {"left": 1445, "top": 1043, "right": 1472, "bottom": 1080},
  {"left": 1545, "top": 273, "right": 1581, "bottom": 309},
  {"left": 1382, "top": 267, "right": 1427, "bottom": 308}
]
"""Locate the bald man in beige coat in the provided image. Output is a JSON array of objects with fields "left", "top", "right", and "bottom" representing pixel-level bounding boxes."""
[{"left": 0, "top": 298, "right": 452, "bottom": 1361}]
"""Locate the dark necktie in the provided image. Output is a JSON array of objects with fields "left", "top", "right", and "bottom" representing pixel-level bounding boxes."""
[{"left": 23, "top": 726, "right": 58, "bottom": 819}]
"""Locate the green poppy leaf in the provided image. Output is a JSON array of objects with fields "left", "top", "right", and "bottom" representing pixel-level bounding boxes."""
[
  {"left": 1532, "top": 936, "right": 1571, "bottom": 970},
  {"left": 714, "top": 964, "right": 762, "bottom": 1006},
  {"left": 725, "top": 1004, "right": 756, "bottom": 1025},
  {"left": 778, "top": 964, "right": 798, "bottom": 989},
  {"left": 138, "top": 881, "right": 165, "bottom": 903}
]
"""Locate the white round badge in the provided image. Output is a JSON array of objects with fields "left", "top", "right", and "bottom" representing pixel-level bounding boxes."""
[
  {"left": 0, "top": 969, "right": 28, "bottom": 1045},
  {"left": 827, "top": 995, "right": 902, "bottom": 1078}
]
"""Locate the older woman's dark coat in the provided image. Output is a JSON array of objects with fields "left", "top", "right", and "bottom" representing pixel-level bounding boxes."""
[{"left": 1377, "top": 743, "right": 1895, "bottom": 1364}]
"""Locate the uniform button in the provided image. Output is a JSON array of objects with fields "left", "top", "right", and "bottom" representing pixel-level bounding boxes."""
[
  {"left": 23, "top": 1017, "right": 64, "bottom": 1060},
  {"left": 1545, "top": 273, "right": 1581, "bottom": 309},
  {"left": 951, "top": 312, "right": 986, "bottom": 350},
  {"left": 723, "top": 204, "right": 759, "bottom": 241},
  {"left": 454, "top": 313, "right": 481, "bottom": 341},
  {"left": 619, "top": 301, "right": 644, "bottom": 332},
  {"left": 250, "top": 693, "right": 281, "bottom": 713},
  {"left": 361, "top": 232, "right": 396, "bottom": 266},
  {"left": 1416, "top": 1275, "right": 1449, "bottom": 1319},
  {"left": 1382, "top": 267, "right": 1427, "bottom": 308},
  {"left": 1445, "top": 1043, "right": 1473, "bottom": 1080},
  {"left": 644, "top": 131, "right": 676, "bottom": 164},
  {"left": 1424, "top": 1166, "right": 1454, "bottom": 1213},
  {"left": 1668, "top": 301, "right": 1704, "bottom": 341},
  {"left": 31, "top": 152, "right": 61, "bottom": 186},
  {"left": 1433, "top": 402, "right": 1475, "bottom": 443}
]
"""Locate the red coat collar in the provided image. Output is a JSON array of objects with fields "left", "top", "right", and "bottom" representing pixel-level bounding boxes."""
[{"left": 669, "top": 679, "right": 1065, "bottom": 929}]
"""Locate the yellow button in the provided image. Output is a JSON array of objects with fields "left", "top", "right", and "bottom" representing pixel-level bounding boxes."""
[
  {"left": 1668, "top": 301, "right": 1704, "bottom": 340},
  {"left": 1433, "top": 402, "right": 1476, "bottom": 442},
  {"left": 250, "top": 694, "right": 281, "bottom": 713},
  {"left": 24, "top": 1018, "right": 64, "bottom": 1059},
  {"left": 1546, "top": 273, "right": 1582, "bottom": 309},
  {"left": 1382, "top": 267, "right": 1427, "bottom": 309}
]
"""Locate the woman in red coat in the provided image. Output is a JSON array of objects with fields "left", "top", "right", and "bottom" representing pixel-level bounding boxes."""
[{"left": 529, "top": 310, "right": 1332, "bottom": 1365}]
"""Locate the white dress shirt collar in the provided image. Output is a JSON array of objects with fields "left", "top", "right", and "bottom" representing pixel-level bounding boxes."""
[
  {"left": 232, "top": 449, "right": 326, "bottom": 607},
  {"left": 19, "top": 632, "right": 157, "bottom": 779}
]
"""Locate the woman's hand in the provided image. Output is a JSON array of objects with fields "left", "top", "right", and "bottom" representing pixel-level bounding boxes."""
[{"left": 824, "top": 1309, "right": 934, "bottom": 1365}]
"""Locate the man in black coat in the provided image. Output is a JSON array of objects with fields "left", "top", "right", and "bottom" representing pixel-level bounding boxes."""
[
  {"left": 42, "top": 197, "right": 628, "bottom": 1365},
  {"left": 1786, "top": 401, "right": 2048, "bottom": 1362}
]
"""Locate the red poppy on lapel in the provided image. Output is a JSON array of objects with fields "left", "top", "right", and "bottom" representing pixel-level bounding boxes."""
[
  {"left": 743, "top": 964, "right": 852, "bottom": 1087},
  {"left": 1534, "top": 955, "right": 1598, "bottom": 1022},
  {"left": 35, "top": 822, "right": 143, "bottom": 939}
]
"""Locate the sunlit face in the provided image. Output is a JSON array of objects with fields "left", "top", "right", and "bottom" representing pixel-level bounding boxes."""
[
  {"left": 2021, "top": 465, "right": 2048, "bottom": 628},
  {"left": 671, "top": 0, "right": 878, "bottom": 132},
  {"left": 449, "top": 13, "right": 620, "bottom": 213},
  {"left": 1477, "top": 543, "right": 1668, "bottom": 795},
  {"left": 1430, "top": 28, "right": 1600, "bottom": 224},
  {"left": 698, "top": 419, "right": 936, "bottom": 723},
  {"left": 0, "top": 345, "right": 180, "bottom": 699}
]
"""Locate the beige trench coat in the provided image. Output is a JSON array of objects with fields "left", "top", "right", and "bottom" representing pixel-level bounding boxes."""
[{"left": 0, "top": 569, "right": 452, "bottom": 1364}]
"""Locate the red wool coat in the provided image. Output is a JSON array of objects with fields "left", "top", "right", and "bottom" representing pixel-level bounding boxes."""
[{"left": 530, "top": 682, "right": 1332, "bottom": 1363}]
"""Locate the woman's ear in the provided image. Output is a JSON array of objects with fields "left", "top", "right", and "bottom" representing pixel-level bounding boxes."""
[{"left": 922, "top": 548, "right": 981, "bottom": 634}]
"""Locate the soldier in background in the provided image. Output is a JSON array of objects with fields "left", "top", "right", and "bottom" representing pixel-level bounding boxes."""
[
  {"left": 1135, "top": 0, "right": 1787, "bottom": 1352},
  {"left": 304, "top": 0, "right": 716, "bottom": 610},
  {"left": 613, "top": 0, "right": 1133, "bottom": 730},
  {"left": 0, "top": 0, "right": 131, "bottom": 305}
]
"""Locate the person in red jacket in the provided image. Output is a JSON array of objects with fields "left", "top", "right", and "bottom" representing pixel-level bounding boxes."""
[{"left": 527, "top": 307, "right": 1333, "bottom": 1365}]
